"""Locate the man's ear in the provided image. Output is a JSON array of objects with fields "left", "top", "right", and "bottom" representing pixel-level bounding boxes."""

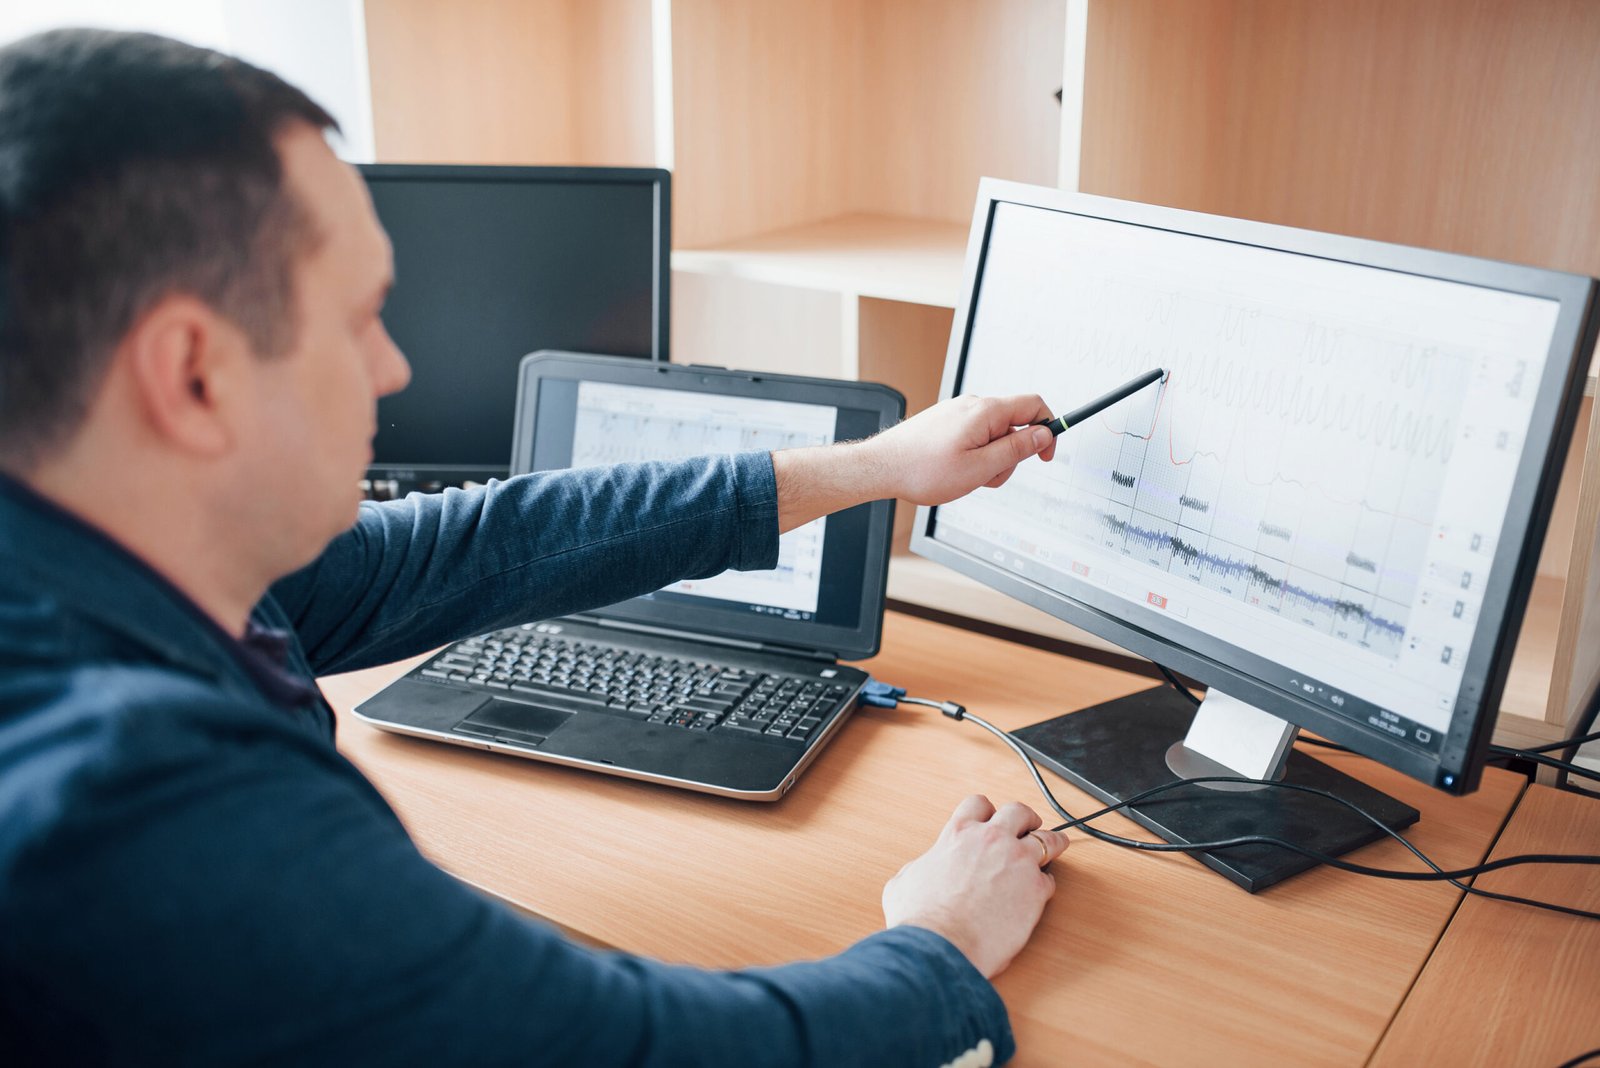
[{"left": 120, "top": 293, "right": 248, "bottom": 457}]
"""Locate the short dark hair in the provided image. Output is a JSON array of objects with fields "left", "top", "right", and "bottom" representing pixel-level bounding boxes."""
[{"left": 0, "top": 28, "right": 338, "bottom": 470}]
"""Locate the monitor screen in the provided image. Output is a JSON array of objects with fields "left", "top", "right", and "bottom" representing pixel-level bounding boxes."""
[
  {"left": 916, "top": 183, "right": 1596, "bottom": 803},
  {"left": 362, "top": 165, "right": 669, "bottom": 484}
]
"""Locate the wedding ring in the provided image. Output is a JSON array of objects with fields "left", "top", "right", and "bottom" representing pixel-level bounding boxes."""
[{"left": 1027, "top": 829, "right": 1051, "bottom": 867}]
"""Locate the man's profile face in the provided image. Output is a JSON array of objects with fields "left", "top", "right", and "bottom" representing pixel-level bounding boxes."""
[{"left": 237, "top": 122, "right": 410, "bottom": 566}]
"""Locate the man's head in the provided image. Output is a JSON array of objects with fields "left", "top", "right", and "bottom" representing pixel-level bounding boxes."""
[
  {"left": 0, "top": 28, "right": 335, "bottom": 467},
  {"left": 0, "top": 29, "right": 409, "bottom": 603}
]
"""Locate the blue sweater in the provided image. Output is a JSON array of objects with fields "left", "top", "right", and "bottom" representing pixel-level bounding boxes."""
[{"left": 0, "top": 457, "right": 1013, "bottom": 1066}]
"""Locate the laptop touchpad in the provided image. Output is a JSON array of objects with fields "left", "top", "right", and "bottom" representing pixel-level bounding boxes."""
[{"left": 459, "top": 698, "right": 573, "bottom": 745}]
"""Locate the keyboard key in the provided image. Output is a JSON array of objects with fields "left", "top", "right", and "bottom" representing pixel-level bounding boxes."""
[
  {"left": 426, "top": 632, "right": 860, "bottom": 739},
  {"left": 509, "top": 682, "right": 609, "bottom": 711}
]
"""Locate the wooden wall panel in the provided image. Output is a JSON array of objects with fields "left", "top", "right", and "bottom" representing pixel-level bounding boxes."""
[
  {"left": 570, "top": 0, "right": 656, "bottom": 167},
  {"left": 669, "top": 0, "right": 860, "bottom": 248},
  {"left": 1080, "top": 0, "right": 1600, "bottom": 279},
  {"left": 672, "top": 0, "right": 1067, "bottom": 246},
  {"left": 365, "top": 0, "right": 579, "bottom": 164},
  {"left": 852, "top": 0, "right": 1066, "bottom": 225}
]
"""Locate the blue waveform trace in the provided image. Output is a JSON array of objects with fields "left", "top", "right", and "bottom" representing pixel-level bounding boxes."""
[{"left": 1100, "top": 511, "right": 1408, "bottom": 642}]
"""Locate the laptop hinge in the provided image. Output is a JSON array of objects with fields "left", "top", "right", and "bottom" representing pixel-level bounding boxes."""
[{"left": 570, "top": 616, "right": 838, "bottom": 663}]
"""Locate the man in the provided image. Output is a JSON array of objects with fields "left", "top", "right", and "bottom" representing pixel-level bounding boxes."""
[{"left": 0, "top": 29, "right": 1068, "bottom": 1066}]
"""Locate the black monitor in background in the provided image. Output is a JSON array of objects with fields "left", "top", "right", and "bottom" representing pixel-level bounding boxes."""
[
  {"left": 361, "top": 165, "right": 670, "bottom": 485},
  {"left": 914, "top": 179, "right": 1599, "bottom": 891}
]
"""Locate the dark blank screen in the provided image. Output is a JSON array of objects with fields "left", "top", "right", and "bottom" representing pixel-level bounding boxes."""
[{"left": 367, "top": 173, "right": 663, "bottom": 479}]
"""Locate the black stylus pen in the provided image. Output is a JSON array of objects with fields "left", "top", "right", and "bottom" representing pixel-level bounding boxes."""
[{"left": 1035, "top": 367, "right": 1167, "bottom": 436}]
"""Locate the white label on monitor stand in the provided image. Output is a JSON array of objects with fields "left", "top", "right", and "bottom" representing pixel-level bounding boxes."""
[{"left": 1181, "top": 690, "right": 1298, "bottom": 781}]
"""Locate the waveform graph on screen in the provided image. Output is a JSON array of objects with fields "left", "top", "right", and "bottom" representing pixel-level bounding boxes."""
[{"left": 1001, "top": 291, "right": 1475, "bottom": 663}]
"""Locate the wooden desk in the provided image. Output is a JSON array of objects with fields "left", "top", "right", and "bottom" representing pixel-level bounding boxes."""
[
  {"left": 320, "top": 612, "right": 1523, "bottom": 1067},
  {"left": 1371, "top": 784, "right": 1600, "bottom": 1068}
]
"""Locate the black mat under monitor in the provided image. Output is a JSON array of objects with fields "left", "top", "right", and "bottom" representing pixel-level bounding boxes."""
[{"left": 1012, "top": 687, "right": 1421, "bottom": 892}]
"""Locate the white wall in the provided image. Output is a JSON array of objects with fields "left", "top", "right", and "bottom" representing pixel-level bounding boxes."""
[{"left": 0, "top": 0, "right": 374, "bottom": 161}]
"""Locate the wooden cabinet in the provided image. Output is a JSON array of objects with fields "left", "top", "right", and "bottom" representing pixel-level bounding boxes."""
[{"left": 363, "top": 0, "right": 1600, "bottom": 750}]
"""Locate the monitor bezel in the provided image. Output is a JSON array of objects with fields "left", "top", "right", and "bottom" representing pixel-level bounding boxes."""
[
  {"left": 360, "top": 164, "right": 672, "bottom": 485},
  {"left": 513, "top": 350, "right": 905, "bottom": 662},
  {"left": 912, "top": 178, "right": 1599, "bottom": 795}
]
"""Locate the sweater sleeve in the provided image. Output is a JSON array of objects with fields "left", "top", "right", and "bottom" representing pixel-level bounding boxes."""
[{"left": 269, "top": 452, "right": 779, "bottom": 675}]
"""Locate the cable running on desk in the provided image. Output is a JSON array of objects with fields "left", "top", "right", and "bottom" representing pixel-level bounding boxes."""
[{"left": 865, "top": 678, "right": 1600, "bottom": 922}]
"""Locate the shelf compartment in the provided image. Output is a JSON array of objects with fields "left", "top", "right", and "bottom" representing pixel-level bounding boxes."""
[
  {"left": 670, "top": 0, "right": 1067, "bottom": 248},
  {"left": 672, "top": 214, "right": 970, "bottom": 309}
]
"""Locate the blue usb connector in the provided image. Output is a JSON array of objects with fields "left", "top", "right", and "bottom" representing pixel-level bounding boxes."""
[
  {"left": 861, "top": 678, "right": 965, "bottom": 719},
  {"left": 860, "top": 679, "right": 907, "bottom": 708}
]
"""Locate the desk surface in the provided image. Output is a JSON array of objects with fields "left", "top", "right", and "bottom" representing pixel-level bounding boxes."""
[
  {"left": 1371, "top": 783, "right": 1600, "bottom": 1068},
  {"left": 320, "top": 612, "right": 1524, "bottom": 1067}
]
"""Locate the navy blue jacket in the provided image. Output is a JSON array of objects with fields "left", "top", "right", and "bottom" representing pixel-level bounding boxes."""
[{"left": 0, "top": 456, "right": 1013, "bottom": 1066}]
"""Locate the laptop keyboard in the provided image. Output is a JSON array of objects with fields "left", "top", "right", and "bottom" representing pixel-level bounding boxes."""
[{"left": 419, "top": 629, "right": 853, "bottom": 745}]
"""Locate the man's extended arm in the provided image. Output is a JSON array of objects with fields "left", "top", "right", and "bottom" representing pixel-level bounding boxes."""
[
  {"left": 272, "top": 452, "right": 780, "bottom": 675},
  {"left": 273, "top": 395, "right": 1055, "bottom": 675}
]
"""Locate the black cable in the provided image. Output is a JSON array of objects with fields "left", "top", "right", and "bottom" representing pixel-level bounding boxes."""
[
  {"left": 1489, "top": 747, "right": 1600, "bottom": 784},
  {"left": 956, "top": 707, "right": 1600, "bottom": 921},
  {"left": 1291, "top": 733, "right": 1600, "bottom": 788},
  {"left": 1554, "top": 1047, "right": 1600, "bottom": 1068},
  {"left": 881, "top": 689, "right": 1600, "bottom": 921},
  {"left": 1296, "top": 736, "right": 1350, "bottom": 752},
  {"left": 1519, "top": 727, "right": 1600, "bottom": 756},
  {"left": 1153, "top": 663, "right": 1200, "bottom": 705}
]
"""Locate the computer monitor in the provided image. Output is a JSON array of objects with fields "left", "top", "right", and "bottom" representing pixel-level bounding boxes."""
[
  {"left": 361, "top": 165, "right": 670, "bottom": 485},
  {"left": 913, "top": 179, "right": 1599, "bottom": 890}
]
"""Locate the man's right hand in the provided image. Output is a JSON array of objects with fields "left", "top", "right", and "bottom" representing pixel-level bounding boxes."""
[{"left": 881, "top": 795, "right": 1069, "bottom": 979}]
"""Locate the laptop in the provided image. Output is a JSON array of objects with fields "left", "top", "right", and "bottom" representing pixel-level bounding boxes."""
[{"left": 355, "top": 351, "right": 904, "bottom": 800}]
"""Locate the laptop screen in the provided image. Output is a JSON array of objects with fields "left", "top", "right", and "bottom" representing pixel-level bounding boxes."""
[
  {"left": 570, "top": 382, "right": 834, "bottom": 620},
  {"left": 512, "top": 353, "right": 903, "bottom": 660}
]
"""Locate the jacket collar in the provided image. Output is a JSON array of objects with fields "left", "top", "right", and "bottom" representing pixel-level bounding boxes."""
[{"left": 0, "top": 472, "right": 298, "bottom": 704}]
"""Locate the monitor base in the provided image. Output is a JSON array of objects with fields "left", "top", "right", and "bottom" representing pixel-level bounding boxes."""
[{"left": 1011, "top": 686, "right": 1421, "bottom": 892}]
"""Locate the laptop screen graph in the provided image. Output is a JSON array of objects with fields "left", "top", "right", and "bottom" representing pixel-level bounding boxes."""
[{"left": 570, "top": 382, "right": 836, "bottom": 617}]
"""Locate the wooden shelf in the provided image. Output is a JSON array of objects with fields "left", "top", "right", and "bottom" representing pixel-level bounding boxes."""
[{"left": 672, "top": 214, "right": 970, "bottom": 308}]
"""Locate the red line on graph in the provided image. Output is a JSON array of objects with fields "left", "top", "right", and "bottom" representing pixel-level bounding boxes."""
[
  {"left": 1100, "top": 367, "right": 1435, "bottom": 528},
  {"left": 1098, "top": 369, "right": 1172, "bottom": 445}
]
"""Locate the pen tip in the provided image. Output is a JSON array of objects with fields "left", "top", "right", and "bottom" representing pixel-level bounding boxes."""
[{"left": 1159, "top": 368, "right": 1170, "bottom": 384}]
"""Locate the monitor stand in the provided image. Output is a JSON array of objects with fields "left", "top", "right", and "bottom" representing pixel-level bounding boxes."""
[{"left": 1011, "top": 685, "right": 1420, "bottom": 892}]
